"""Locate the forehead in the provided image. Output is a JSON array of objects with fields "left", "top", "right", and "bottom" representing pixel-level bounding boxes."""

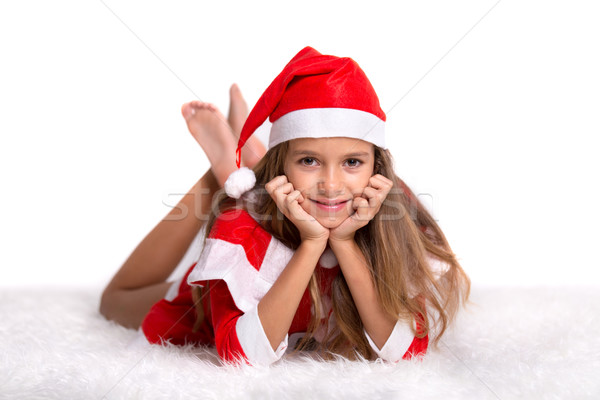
[{"left": 287, "top": 137, "right": 374, "bottom": 155}]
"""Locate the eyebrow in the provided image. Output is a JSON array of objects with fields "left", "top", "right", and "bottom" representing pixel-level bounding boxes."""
[{"left": 291, "top": 150, "right": 371, "bottom": 158}]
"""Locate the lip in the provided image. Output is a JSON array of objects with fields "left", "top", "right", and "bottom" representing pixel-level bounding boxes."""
[{"left": 310, "top": 198, "right": 350, "bottom": 212}]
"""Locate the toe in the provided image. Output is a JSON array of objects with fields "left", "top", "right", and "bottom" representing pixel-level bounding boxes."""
[{"left": 181, "top": 102, "right": 195, "bottom": 120}]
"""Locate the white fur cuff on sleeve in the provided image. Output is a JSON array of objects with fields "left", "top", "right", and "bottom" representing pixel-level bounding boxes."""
[
  {"left": 364, "top": 319, "right": 415, "bottom": 362},
  {"left": 236, "top": 305, "right": 288, "bottom": 366}
]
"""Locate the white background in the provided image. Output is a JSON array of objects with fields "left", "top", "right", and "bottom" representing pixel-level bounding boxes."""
[{"left": 1, "top": 1, "right": 598, "bottom": 288}]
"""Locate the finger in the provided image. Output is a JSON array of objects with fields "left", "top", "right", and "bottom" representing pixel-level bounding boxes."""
[
  {"left": 265, "top": 175, "right": 288, "bottom": 194},
  {"left": 359, "top": 187, "right": 383, "bottom": 210},
  {"left": 362, "top": 186, "right": 378, "bottom": 200},
  {"left": 369, "top": 174, "right": 393, "bottom": 187},
  {"left": 269, "top": 183, "right": 293, "bottom": 214},
  {"left": 272, "top": 186, "right": 301, "bottom": 214},
  {"left": 363, "top": 187, "right": 386, "bottom": 208},
  {"left": 274, "top": 182, "right": 294, "bottom": 196},
  {"left": 286, "top": 190, "right": 312, "bottom": 221},
  {"left": 368, "top": 175, "right": 393, "bottom": 200},
  {"left": 267, "top": 178, "right": 292, "bottom": 208},
  {"left": 352, "top": 197, "right": 371, "bottom": 220},
  {"left": 286, "top": 189, "right": 303, "bottom": 204},
  {"left": 369, "top": 174, "right": 393, "bottom": 189},
  {"left": 353, "top": 197, "right": 369, "bottom": 210}
]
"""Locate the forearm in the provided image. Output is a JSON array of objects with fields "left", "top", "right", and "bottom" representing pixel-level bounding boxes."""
[
  {"left": 329, "top": 239, "right": 397, "bottom": 350},
  {"left": 257, "top": 240, "right": 326, "bottom": 350},
  {"left": 100, "top": 281, "right": 172, "bottom": 329},
  {"left": 106, "top": 169, "right": 219, "bottom": 291}
]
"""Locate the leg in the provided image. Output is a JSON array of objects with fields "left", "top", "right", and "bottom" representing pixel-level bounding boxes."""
[
  {"left": 100, "top": 170, "right": 220, "bottom": 329},
  {"left": 101, "top": 102, "right": 240, "bottom": 329},
  {"left": 227, "top": 83, "right": 266, "bottom": 168},
  {"left": 181, "top": 101, "right": 239, "bottom": 186}
]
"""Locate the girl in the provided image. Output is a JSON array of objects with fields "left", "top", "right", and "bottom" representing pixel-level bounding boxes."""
[{"left": 100, "top": 47, "right": 470, "bottom": 366}]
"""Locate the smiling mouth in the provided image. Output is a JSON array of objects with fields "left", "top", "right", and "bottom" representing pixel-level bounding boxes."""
[{"left": 312, "top": 199, "right": 349, "bottom": 206}]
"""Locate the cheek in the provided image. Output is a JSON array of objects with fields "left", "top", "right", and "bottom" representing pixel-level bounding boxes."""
[
  {"left": 286, "top": 171, "right": 310, "bottom": 193},
  {"left": 299, "top": 198, "right": 313, "bottom": 214},
  {"left": 349, "top": 173, "right": 372, "bottom": 193}
]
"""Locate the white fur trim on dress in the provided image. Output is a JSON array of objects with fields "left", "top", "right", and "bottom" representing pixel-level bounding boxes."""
[
  {"left": 269, "top": 108, "right": 386, "bottom": 149},
  {"left": 187, "top": 233, "right": 293, "bottom": 365},
  {"left": 364, "top": 319, "right": 416, "bottom": 363},
  {"left": 236, "top": 305, "right": 288, "bottom": 365},
  {"left": 164, "top": 279, "right": 181, "bottom": 302},
  {"left": 186, "top": 236, "right": 294, "bottom": 313}
]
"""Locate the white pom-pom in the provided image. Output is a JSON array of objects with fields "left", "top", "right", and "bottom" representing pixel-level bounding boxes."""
[
  {"left": 318, "top": 248, "right": 338, "bottom": 269},
  {"left": 224, "top": 167, "right": 256, "bottom": 199}
]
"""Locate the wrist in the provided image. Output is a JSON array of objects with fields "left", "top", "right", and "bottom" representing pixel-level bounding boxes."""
[
  {"left": 300, "top": 237, "right": 328, "bottom": 253},
  {"left": 328, "top": 237, "right": 356, "bottom": 250},
  {"left": 328, "top": 223, "right": 357, "bottom": 244}
]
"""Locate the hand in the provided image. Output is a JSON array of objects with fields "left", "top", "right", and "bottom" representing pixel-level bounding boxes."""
[
  {"left": 329, "top": 174, "right": 393, "bottom": 243},
  {"left": 265, "top": 175, "right": 329, "bottom": 243}
]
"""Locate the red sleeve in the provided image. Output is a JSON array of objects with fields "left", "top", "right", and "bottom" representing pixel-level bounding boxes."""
[
  {"left": 208, "top": 280, "right": 249, "bottom": 364},
  {"left": 187, "top": 209, "right": 290, "bottom": 365},
  {"left": 402, "top": 336, "right": 429, "bottom": 360},
  {"left": 141, "top": 263, "right": 213, "bottom": 346},
  {"left": 402, "top": 312, "right": 429, "bottom": 360}
]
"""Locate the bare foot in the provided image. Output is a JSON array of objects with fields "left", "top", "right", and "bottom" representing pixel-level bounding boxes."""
[
  {"left": 228, "top": 84, "right": 266, "bottom": 169},
  {"left": 181, "top": 101, "right": 237, "bottom": 187}
]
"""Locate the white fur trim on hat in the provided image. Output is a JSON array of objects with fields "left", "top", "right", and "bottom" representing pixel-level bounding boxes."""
[
  {"left": 224, "top": 167, "right": 256, "bottom": 199},
  {"left": 269, "top": 108, "right": 386, "bottom": 149}
]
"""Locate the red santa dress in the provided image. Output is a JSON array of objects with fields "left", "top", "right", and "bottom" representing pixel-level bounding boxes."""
[{"left": 140, "top": 209, "right": 428, "bottom": 365}]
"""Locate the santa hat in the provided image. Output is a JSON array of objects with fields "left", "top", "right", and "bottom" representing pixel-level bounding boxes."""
[{"left": 224, "top": 46, "right": 386, "bottom": 199}]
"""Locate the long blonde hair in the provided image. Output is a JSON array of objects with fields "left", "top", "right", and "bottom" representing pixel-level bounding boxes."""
[{"left": 197, "top": 141, "right": 470, "bottom": 360}]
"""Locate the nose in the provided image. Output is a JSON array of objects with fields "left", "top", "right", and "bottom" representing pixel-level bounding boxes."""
[{"left": 317, "top": 166, "right": 344, "bottom": 196}]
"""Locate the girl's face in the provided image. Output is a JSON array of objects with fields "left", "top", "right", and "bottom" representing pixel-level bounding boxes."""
[{"left": 284, "top": 137, "right": 375, "bottom": 229}]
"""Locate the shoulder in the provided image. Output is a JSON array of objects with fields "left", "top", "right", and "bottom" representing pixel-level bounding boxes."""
[
  {"left": 210, "top": 209, "right": 262, "bottom": 236},
  {"left": 188, "top": 209, "right": 295, "bottom": 312},
  {"left": 209, "top": 209, "right": 270, "bottom": 245},
  {"left": 207, "top": 209, "right": 273, "bottom": 272}
]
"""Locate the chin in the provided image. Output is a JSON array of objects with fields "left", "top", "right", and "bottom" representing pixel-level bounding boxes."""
[
  {"left": 316, "top": 216, "right": 346, "bottom": 229},
  {"left": 303, "top": 202, "right": 353, "bottom": 229},
  {"left": 314, "top": 209, "right": 353, "bottom": 229}
]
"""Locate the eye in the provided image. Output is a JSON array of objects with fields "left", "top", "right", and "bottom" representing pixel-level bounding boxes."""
[
  {"left": 345, "top": 158, "right": 361, "bottom": 168},
  {"left": 300, "top": 157, "right": 317, "bottom": 166}
]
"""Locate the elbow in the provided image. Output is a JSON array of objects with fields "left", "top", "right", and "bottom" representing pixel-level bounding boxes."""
[
  {"left": 99, "top": 290, "right": 110, "bottom": 319},
  {"left": 99, "top": 286, "right": 116, "bottom": 321}
]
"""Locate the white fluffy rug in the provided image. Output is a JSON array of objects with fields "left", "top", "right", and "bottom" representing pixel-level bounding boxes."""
[{"left": 1, "top": 285, "right": 599, "bottom": 399}]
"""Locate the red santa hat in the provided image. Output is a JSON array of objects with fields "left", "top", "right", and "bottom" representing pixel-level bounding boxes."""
[{"left": 224, "top": 46, "right": 386, "bottom": 199}]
